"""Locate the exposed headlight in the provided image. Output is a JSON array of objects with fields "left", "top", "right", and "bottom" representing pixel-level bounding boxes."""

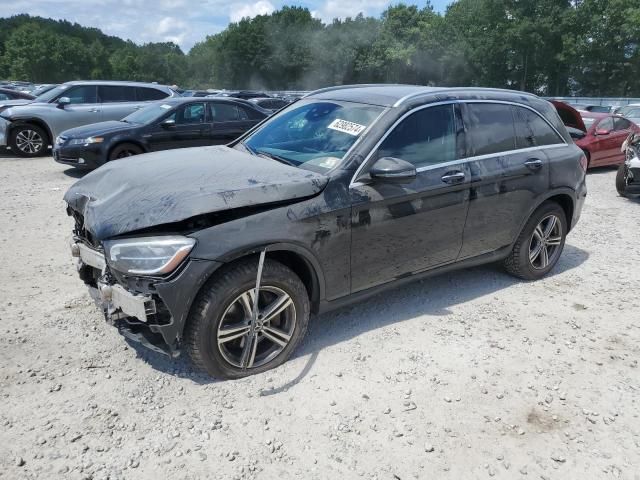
[
  {"left": 103, "top": 236, "right": 196, "bottom": 276},
  {"left": 69, "top": 136, "right": 104, "bottom": 145}
]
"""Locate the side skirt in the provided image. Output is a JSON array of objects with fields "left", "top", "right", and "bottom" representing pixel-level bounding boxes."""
[{"left": 317, "top": 245, "right": 512, "bottom": 314}]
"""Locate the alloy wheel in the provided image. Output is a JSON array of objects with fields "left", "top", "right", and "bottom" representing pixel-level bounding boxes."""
[
  {"left": 528, "top": 214, "right": 563, "bottom": 270},
  {"left": 116, "top": 149, "right": 137, "bottom": 158},
  {"left": 216, "top": 286, "right": 296, "bottom": 369},
  {"left": 15, "top": 129, "right": 44, "bottom": 154}
]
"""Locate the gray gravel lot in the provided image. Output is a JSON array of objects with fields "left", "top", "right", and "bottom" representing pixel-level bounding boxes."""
[{"left": 1, "top": 151, "right": 639, "bottom": 480}]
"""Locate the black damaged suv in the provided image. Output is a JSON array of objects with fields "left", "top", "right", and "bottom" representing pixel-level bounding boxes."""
[{"left": 65, "top": 85, "right": 587, "bottom": 379}]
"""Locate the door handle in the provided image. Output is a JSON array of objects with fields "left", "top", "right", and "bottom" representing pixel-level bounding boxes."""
[
  {"left": 88, "top": 108, "right": 100, "bottom": 113},
  {"left": 525, "top": 158, "right": 543, "bottom": 170},
  {"left": 441, "top": 170, "right": 466, "bottom": 184}
]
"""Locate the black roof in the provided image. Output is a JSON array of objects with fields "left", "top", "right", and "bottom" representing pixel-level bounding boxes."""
[{"left": 307, "top": 84, "right": 540, "bottom": 108}]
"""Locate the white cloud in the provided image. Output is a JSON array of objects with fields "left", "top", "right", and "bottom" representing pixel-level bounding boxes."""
[
  {"left": 1, "top": 0, "right": 446, "bottom": 49},
  {"left": 1, "top": 0, "right": 233, "bottom": 51},
  {"left": 311, "top": 0, "right": 390, "bottom": 23},
  {"left": 229, "top": 0, "right": 275, "bottom": 23}
]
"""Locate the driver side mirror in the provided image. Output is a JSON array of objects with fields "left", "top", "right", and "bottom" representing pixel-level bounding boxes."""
[
  {"left": 595, "top": 128, "right": 611, "bottom": 136},
  {"left": 57, "top": 97, "right": 70, "bottom": 109},
  {"left": 160, "top": 119, "right": 176, "bottom": 129},
  {"left": 369, "top": 157, "right": 417, "bottom": 183}
]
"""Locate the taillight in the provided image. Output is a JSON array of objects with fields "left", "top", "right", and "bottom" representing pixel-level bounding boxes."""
[{"left": 579, "top": 154, "right": 588, "bottom": 171}]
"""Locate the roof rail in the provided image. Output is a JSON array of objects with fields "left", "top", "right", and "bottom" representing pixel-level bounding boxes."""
[
  {"left": 393, "top": 87, "right": 539, "bottom": 107},
  {"left": 304, "top": 83, "right": 417, "bottom": 98}
]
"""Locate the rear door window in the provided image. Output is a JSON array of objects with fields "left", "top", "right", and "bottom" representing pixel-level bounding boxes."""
[
  {"left": 209, "top": 103, "right": 240, "bottom": 122},
  {"left": 64, "top": 85, "right": 98, "bottom": 104},
  {"left": 242, "top": 105, "right": 266, "bottom": 120},
  {"left": 512, "top": 106, "right": 563, "bottom": 148},
  {"left": 136, "top": 87, "right": 169, "bottom": 101},
  {"left": 99, "top": 86, "right": 137, "bottom": 103},
  {"left": 464, "top": 103, "right": 516, "bottom": 156},
  {"left": 613, "top": 117, "right": 631, "bottom": 131},
  {"left": 377, "top": 104, "right": 457, "bottom": 168}
]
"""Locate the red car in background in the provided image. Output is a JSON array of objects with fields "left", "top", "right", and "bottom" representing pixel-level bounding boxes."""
[{"left": 552, "top": 101, "right": 639, "bottom": 168}]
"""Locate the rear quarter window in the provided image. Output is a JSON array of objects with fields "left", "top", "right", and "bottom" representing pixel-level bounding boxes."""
[{"left": 136, "top": 87, "right": 169, "bottom": 101}]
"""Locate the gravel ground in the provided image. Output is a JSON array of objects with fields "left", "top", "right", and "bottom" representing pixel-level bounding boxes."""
[{"left": 1, "top": 151, "right": 639, "bottom": 480}]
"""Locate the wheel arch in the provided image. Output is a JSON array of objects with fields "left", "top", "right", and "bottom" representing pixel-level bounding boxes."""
[
  {"left": 107, "top": 139, "right": 147, "bottom": 160},
  {"left": 512, "top": 189, "right": 577, "bottom": 247},
  {"left": 8, "top": 118, "right": 53, "bottom": 145},
  {"left": 211, "top": 243, "right": 326, "bottom": 314}
]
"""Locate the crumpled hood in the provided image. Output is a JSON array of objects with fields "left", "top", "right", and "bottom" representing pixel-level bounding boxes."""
[
  {"left": 64, "top": 145, "right": 328, "bottom": 240},
  {"left": 61, "top": 120, "right": 133, "bottom": 138}
]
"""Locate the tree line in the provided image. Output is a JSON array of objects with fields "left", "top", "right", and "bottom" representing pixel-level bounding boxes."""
[{"left": 1, "top": 0, "right": 639, "bottom": 97}]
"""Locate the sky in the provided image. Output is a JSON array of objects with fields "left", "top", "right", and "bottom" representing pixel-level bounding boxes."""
[{"left": 1, "top": 0, "right": 451, "bottom": 52}]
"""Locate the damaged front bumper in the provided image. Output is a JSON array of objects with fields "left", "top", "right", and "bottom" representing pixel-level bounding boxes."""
[{"left": 71, "top": 239, "right": 221, "bottom": 357}]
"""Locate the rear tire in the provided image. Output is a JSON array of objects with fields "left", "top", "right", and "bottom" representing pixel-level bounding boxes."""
[
  {"left": 504, "top": 201, "right": 567, "bottom": 280},
  {"left": 109, "top": 142, "right": 143, "bottom": 161},
  {"left": 184, "top": 258, "right": 310, "bottom": 379},
  {"left": 616, "top": 164, "right": 628, "bottom": 197},
  {"left": 9, "top": 124, "right": 48, "bottom": 157}
]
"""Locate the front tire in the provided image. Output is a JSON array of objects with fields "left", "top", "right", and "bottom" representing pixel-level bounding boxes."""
[
  {"left": 9, "top": 124, "right": 48, "bottom": 157},
  {"left": 184, "top": 258, "right": 310, "bottom": 379},
  {"left": 616, "top": 164, "right": 628, "bottom": 197},
  {"left": 504, "top": 201, "right": 567, "bottom": 280},
  {"left": 109, "top": 142, "right": 143, "bottom": 161}
]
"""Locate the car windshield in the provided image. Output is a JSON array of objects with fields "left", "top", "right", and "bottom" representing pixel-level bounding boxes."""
[
  {"left": 240, "top": 99, "right": 384, "bottom": 172},
  {"left": 619, "top": 106, "right": 640, "bottom": 117},
  {"left": 34, "top": 84, "right": 70, "bottom": 102},
  {"left": 123, "top": 103, "right": 175, "bottom": 124},
  {"left": 582, "top": 117, "right": 596, "bottom": 128}
]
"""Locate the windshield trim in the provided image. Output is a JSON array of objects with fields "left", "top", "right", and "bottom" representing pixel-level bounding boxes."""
[{"left": 232, "top": 99, "right": 389, "bottom": 175}]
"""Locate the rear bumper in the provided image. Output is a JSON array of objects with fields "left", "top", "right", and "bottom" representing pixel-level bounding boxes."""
[
  {"left": 572, "top": 177, "right": 587, "bottom": 230},
  {"left": 72, "top": 239, "right": 222, "bottom": 355}
]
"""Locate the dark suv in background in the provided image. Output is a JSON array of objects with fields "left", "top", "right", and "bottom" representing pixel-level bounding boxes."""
[
  {"left": 0, "top": 81, "right": 176, "bottom": 157},
  {"left": 64, "top": 85, "right": 587, "bottom": 379}
]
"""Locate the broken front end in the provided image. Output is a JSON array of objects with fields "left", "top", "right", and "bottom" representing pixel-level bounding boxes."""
[{"left": 69, "top": 210, "right": 220, "bottom": 357}]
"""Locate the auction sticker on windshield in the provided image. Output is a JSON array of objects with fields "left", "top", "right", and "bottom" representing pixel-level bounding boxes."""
[{"left": 328, "top": 119, "right": 366, "bottom": 136}]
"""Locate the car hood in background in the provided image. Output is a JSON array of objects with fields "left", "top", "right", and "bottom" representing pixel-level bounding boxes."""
[
  {"left": 551, "top": 100, "right": 587, "bottom": 132},
  {"left": 0, "top": 98, "right": 33, "bottom": 112},
  {"left": 64, "top": 145, "right": 329, "bottom": 240},
  {"left": 60, "top": 120, "right": 133, "bottom": 138}
]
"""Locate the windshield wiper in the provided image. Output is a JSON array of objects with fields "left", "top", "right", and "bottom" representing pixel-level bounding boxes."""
[{"left": 256, "top": 149, "right": 297, "bottom": 167}]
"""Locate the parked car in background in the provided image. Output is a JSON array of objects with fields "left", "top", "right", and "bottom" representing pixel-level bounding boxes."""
[
  {"left": 0, "top": 81, "right": 176, "bottom": 157},
  {"left": 617, "top": 104, "right": 640, "bottom": 126},
  {"left": 617, "top": 132, "right": 640, "bottom": 197},
  {"left": 552, "top": 101, "right": 638, "bottom": 168},
  {"left": 247, "top": 97, "right": 291, "bottom": 112},
  {"left": 181, "top": 90, "right": 211, "bottom": 97},
  {"left": 64, "top": 85, "right": 586, "bottom": 378},
  {"left": 0, "top": 88, "right": 35, "bottom": 101},
  {"left": 582, "top": 105, "right": 614, "bottom": 113},
  {"left": 215, "top": 90, "right": 271, "bottom": 100},
  {"left": 53, "top": 97, "right": 269, "bottom": 169},
  {"left": 30, "top": 84, "right": 58, "bottom": 97}
]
